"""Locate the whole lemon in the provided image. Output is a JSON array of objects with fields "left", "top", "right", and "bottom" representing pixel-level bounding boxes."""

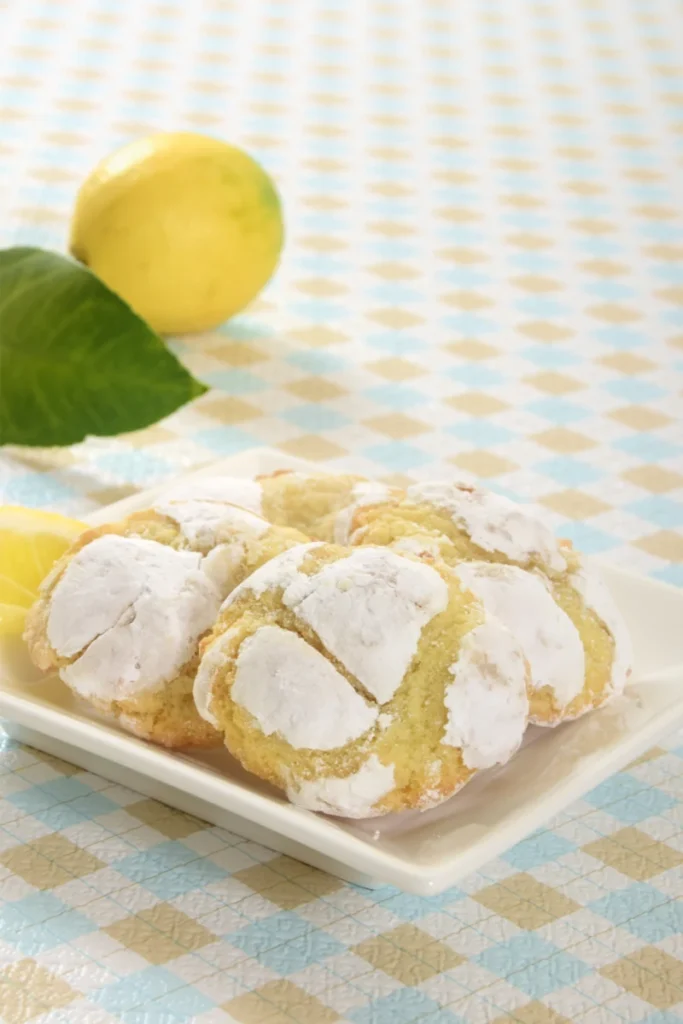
[{"left": 69, "top": 132, "right": 284, "bottom": 334}]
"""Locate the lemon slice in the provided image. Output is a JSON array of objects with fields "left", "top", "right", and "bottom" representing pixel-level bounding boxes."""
[{"left": 0, "top": 506, "right": 87, "bottom": 636}]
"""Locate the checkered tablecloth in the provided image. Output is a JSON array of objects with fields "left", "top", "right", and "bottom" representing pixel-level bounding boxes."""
[{"left": 1, "top": 1, "right": 682, "bottom": 1022}]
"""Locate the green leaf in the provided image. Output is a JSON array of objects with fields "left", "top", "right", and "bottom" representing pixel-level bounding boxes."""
[{"left": 0, "top": 247, "right": 208, "bottom": 447}]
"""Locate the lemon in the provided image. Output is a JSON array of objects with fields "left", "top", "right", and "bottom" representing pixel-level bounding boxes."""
[
  {"left": 69, "top": 132, "right": 284, "bottom": 334},
  {"left": 0, "top": 506, "right": 86, "bottom": 636}
]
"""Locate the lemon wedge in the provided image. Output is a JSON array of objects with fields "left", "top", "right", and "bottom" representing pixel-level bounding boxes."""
[{"left": 0, "top": 506, "right": 87, "bottom": 636}]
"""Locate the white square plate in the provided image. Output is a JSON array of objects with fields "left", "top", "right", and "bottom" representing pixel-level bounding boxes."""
[{"left": 2, "top": 449, "right": 683, "bottom": 895}]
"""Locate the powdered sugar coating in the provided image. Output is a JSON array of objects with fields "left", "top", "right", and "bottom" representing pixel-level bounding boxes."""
[
  {"left": 571, "top": 563, "right": 633, "bottom": 696},
  {"left": 391, "top": 534, "right": 448, "bottom": 559},
  {"left": 159, "top": 476, "right": 263, "bottom": 514},
  {"left": 334, "top": 481, "right": 394, "bottom": 544},
  {"left": 201, "top": 542, "right": 261, "bottom": 599},
  {"left": 193, "top": 630, "right": 236, "bottom": 727},
  {"left": 48, "top": 535, "right": 220, "bottom": 702},
  {"left": 155, "top": 499, "right": 269, "bottom": 551},
  {"left": 283, "top": 547, "right": 449, "bottom": 704},
  {"left": 287, "top": 755, "right": 395, "bottom": 817},
  {"left": 221, "top": 542, "right": 322, "bottom": 609},
  {"left": 407, "top": 481, "right": 567, "bottom": 572},
  {"left": 231, "top": 625, "right": 378, "bottom": 749},
  {"left": 454, "top": 562, "right": 585, "bottom": 709},
  {"left": 444, "top": 619, "right": 529, "bottom": 769},
  {"left": 201, "top": 545, "right": 245, "bottom": 597}
]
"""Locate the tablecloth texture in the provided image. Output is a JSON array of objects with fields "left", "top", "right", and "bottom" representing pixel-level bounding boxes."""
[{"left": 1, "top": 0, "right": 682, "bottom": 1022}]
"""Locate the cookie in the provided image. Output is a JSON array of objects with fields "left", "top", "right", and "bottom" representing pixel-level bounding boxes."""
[
  {"left": 343, "top": 481, "right": 632, "bottom": 723},
  {"left": 25, "top": 531, "right": 221, "bottom": 748},
  {"left": 24, "top": 500, "right": 308, "bottom": 747},
  {"left": 163, "top": 470, "right": 404, "bottom": 541},
  {"left": 341, "top": 479, "right": 573, "bottom": 575},
  {"left": 194, "top": 543, "right": 531, "bottom": 817}
]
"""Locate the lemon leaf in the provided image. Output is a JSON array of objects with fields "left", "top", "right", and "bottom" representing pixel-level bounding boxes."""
[{"left": 0, "top": 246, "right": 208, "bottom": 446}]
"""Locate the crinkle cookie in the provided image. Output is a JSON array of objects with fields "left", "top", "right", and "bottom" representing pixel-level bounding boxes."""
[
  {"left": 341, "top": 481, "right": 632, "bottom": 724},
  {"left": 162, "top": 470, "right": 404, "bottom": 542},
  {"left": 24, "top": 501, "right": 308, "bottom": 748},
  {"left": 340, "top": 479, "right": 573, "bottom": 575},
  {"left": 194, "top": 543, "right": 531, "bottom": 817}
]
